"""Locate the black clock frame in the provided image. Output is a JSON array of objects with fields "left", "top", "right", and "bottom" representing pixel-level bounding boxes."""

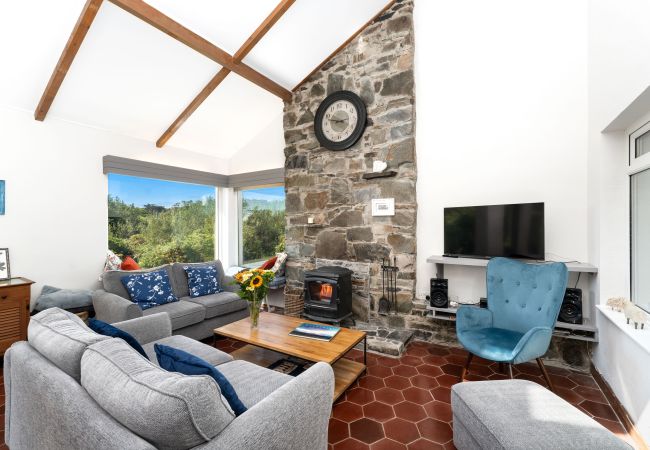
[{"left": 314, "top": 90, "right": 367, "bottom": 151}]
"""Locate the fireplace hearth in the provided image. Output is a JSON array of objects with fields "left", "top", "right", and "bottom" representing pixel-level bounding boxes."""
[{"left": 303, "top": 266, "right": 353, "bottom": 325}]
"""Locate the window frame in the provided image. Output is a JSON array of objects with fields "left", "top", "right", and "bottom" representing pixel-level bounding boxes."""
[
  {"left": 236, "top": 183, "right": 285, "bottom": 267},
  {"left": 628, "top": 115, "right": 650, "bottom": 313}
]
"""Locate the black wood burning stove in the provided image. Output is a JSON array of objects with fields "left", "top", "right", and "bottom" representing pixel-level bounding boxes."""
[{"left": 303, "top": 266, "right": 353, "bottom": 324}]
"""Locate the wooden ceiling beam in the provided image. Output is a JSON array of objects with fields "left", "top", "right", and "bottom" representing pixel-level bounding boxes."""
[
  {"left": 156, "top": 0, "right": 295, "bottom": 148},
  {"left": 34, "top": 0, "right": 104, "bottom": 121},
  {"left": 108, "top": 0, "right": 292, "bottom": 103}
]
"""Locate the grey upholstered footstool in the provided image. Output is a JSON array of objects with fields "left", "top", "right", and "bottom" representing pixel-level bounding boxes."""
[{"left": 451, "top": 379, "right": 631, "bottom": 450}]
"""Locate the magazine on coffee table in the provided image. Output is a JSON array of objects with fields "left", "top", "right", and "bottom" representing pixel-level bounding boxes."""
[{"left": 289, "top": 323, "right": 340, "bottom": 341}]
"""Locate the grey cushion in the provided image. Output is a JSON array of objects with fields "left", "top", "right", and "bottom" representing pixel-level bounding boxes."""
[
  {"left": 102, "top": 264, "right": 175, "bottom": 300},
  {"left": 451, "top": 379, "right": 632, "bottom": 450},
  {"left": 181, "top": 291, "right": 247, "bottom": 319},
  {"left": 27, "top": 307, "right": 110, "bottom": 381},
  {"left": 143, "top": 335, "right": 233, "bottom": 367},
  {"left": 217, "top": 360, "right": 292, "bottom": 408},
  {"left": 171, "top": 261, "right": 226, "bottom": 299},
  {"left": 143, "top": 300, "right": 206, "bottom": 330},
  {"left": 81, "top": 339, "right": 234, "bottom": 450},
  {"left": 34, "top": 285, "right": 93, "bottom": 311}
]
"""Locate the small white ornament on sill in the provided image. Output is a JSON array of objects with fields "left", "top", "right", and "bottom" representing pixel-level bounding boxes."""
[
  {"left": 373, "top": 160, "right": 388, "bottom": 173},
  {"left": 307, "top": 217, "right": 314, "bottom": 224},
  {"left": 371, "top": 198, "right": 395, "bottom": 216}
]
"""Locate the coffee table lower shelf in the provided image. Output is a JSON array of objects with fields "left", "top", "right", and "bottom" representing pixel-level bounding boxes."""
[{"left": 231, "top": 344, "right": 366, "bottom": 402}]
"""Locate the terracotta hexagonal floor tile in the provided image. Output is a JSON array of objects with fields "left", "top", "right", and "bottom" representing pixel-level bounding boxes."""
[
  {"left": 368, "top": 365, "right": 394, "bottom": 378},
  {"left": 426, "top": 346, "right": 450, "bottom": 357},
  {"left": 377, "top": 356, "right": 401, "bottom": 368},
  {"left": 400, "top": 355, "right": 423, "bottom": 366},
  {"left": 350, "top": 418, "right": 385, "bottom": 444},
  {"left": 384, "top": 418, "right": 420, "bottom": 444},
  {"left": 431, "top": 386, "right": 451, "bottom": 404},
  {"left": 393, "top": 364, "right": 419, "bottom": 378},
  {"left": 421, "top": 354, "right": 446, "bottom": 366},
  {"left": 403, "top": 386, "right": 434, "bottom": 405},
  {"left": 443, "top": 354, "right": 468, "bottom": 366},
  {"left": 347, "top": 387, "right": 375, "bottom": 406},
  {"left": 579, "top": 400, "right": 619, "bottom": 421},
  {"left": 407, "top": 438, "right": 445, "bottom": 450},
  {"left": 422, "top": 400, "right": 452, "bottom": 422},
  {"left": 555, "top": 387, "right": 584, "bottom": 405},
  {"left": 417, "top": 418, "right": 453, "bottom": 444},
  {"left": 375, "top": 387, "right": 405, "bottom": 405},
  {"left": 405, "top": 347, "right": 430, "bottom": 357},
  {"left": 410, "top": 374, "right": 439, "bottom": 389},
  {"left": 568, "top": 373, "right": 598, "bottom": 389},
  {"left": 333, "top": 438, "right": 370, "bottom": 450},
  {"left": 439, "top": 363, "right": 462, "bottom": 376},
  {"left": 385, "top": 375, "right": 411, "bottom": 390},
  {"left": 549, "top": 374, "right": 577, "bottom": 389},
  {"left": 416, "top": 364, "right": 444, "bottom": 378},
  {"left": 333, "top": 401, "right": 364, "bottom": 422},
  {"left": 574, "top": 385, "right": 608, "bottom": 404},
  {"left": 370, "top": 438, "right": 407, "bottom": 450},
  {"left": 466, "top": 363, "right": 495, "bottom": 377},
  {"left": 328, "top": 418, "right": 350, "bottom": 444},
  {"left": 363, "top": 401, "right": 395, "bottom": 423},
  {"left": 464, "top": 373, "right": 488, "bottom": 382},
  {"left": 393, "top": 401, "right": 427, "bottom": 422},
  {"left": 434, "top": 374, "right": 459, "bottom": 388},
  {"left": 358, "top": 376, "right": 386, "bottom": 391}
]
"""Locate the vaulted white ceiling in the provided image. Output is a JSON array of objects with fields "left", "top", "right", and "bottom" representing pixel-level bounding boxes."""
[{"left": 0, "top": 0, "right": 388, "bottom": 159}]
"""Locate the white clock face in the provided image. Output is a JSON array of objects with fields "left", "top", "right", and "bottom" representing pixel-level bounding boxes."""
[{"left": 322, "top": 100, "right": 358, "bottom": 142}]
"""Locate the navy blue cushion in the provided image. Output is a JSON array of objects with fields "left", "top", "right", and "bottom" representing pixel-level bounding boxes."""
[
  {"left": 120, "top": 270, "right": 178, "bottom": 310},
  {"left": 154, "top": 344, "right": 247, "bottom": 416},
  {"left": 184, "top": 265, "right": 223, "bottom": 298},
  {"left": 88, "top": 318, "right": 149, "bottom": 360}
]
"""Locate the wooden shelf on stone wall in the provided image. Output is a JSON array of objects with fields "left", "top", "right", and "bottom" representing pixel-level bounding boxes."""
[{"left": 362, "top": 170, "right": 397, "bottom": 180}]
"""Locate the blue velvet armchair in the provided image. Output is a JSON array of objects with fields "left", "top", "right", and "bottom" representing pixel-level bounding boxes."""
[{"left": 456, "top": 257, "right": 568, "bottom": 391}]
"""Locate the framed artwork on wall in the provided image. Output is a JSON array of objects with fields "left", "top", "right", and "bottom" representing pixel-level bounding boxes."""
[
  {"left": 0, "top": 248, "right": 10, "bottom": 281},
  {"left": 0, "top": 180, "right": 4, "bottom": 215}
]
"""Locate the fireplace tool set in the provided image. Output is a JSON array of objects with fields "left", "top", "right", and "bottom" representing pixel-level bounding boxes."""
[{"left": 378, "top": 257, "right": 398, "bottom": 315}]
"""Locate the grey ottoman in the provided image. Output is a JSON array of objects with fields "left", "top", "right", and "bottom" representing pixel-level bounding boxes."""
[{"left": 451, "top": 379, "right": 631, "bottom": 450}]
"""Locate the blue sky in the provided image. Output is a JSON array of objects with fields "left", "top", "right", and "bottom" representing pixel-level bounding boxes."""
[
  {"left": 108, "top": 174, "right": 215, "bottom": 207},
  {"left": 108, "top": 174, "right": 285, "bottom": 207}
]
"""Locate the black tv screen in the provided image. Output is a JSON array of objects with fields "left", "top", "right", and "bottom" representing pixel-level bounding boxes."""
[{"left": 444, "top": 202, "right": 545, "bottom": 260}]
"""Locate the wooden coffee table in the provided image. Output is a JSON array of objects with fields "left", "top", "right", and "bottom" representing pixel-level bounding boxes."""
[{"left": 214, "top": 312, "right": 367, "bottom": 401}]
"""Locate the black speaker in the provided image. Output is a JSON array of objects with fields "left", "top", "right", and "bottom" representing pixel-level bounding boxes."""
[
  {"left": 428, "top": 278, "right": 449, "bottom": 308},
  {"left": 558, "top": 288, "right": 583, "bottom": 324}
]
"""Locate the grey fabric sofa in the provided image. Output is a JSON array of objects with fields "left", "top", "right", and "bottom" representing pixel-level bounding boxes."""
[
  {"left": 5, "top": 308, "right": 334, "bottom": 450},
  {"left": 451, "top": 379, "right": 632, "bottom": 449},
  {"left": 93, "top": 260, "right": 249, "bottom": 340}
]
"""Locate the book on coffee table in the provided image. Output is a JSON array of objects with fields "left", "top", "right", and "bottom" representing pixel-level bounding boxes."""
[{"left": 289, "top": 323, "right": 340, "bottom": 341}]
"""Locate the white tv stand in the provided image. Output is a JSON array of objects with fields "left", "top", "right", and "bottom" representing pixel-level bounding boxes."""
[{"left": 425, "top": 255, "right": 599, "bottom": 342}]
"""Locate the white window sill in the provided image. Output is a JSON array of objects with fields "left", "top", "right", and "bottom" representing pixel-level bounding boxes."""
[{"left": 596, "top": 304, "right": 650, "bottom": 354}]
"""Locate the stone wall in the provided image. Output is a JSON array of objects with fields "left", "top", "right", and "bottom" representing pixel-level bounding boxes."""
[{"left": 283, "top": 0, "right": 417, "bottom": 319}]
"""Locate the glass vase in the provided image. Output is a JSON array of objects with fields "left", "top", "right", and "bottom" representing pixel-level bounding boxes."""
[{"left": 248, "top": 297, "right": 262, "bottom": 329}]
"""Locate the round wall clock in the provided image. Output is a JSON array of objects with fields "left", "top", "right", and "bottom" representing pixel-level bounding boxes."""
[{"left": 314, "top": 90, "right": 367, "bottom": 151}]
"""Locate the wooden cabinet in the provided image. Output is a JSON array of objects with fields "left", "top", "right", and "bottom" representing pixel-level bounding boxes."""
[{"left": 0, "top": 278, "right": 33, "bottom": 355}]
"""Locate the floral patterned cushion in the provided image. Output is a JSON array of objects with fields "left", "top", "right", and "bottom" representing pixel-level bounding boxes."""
[
  {"left": 120, "top": 270, "right": 178, "bottom": 310},
  {"left": 184, "top": 265, "right": 223, "bottom": 298}
]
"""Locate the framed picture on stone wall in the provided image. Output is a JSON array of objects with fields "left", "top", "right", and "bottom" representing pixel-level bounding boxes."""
[
  {"left": 371, "top": 198, "right": 395, "bottom": 216},
  {"left": 0, "top": 248, "right": 10, "bottom": 281}
]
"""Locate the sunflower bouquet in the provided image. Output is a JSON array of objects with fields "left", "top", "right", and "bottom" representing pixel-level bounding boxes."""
[{"left": 232, "top": 269, "right": 276, "bottom": 328}]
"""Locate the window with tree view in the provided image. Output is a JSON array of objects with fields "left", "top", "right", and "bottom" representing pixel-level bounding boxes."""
[
  {"left": 108, "top": 174, "right": 216, "bottom": 268},
  {"left": 239, "top": 186, "right": 285, "bottom": 267}
]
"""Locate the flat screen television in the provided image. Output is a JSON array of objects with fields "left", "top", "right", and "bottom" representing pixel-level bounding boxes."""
[{"left": 444, "top": 202, "right": 545, "bottom": 260}]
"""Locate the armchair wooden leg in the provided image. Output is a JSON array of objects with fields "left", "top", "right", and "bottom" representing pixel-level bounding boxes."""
[
  {"left": 460, "top": 352, "right": 473, "bottom": 381},
  {"left": 507, "top": 363, "right": 514, "bottom": 379},
  {"left": 536, "top": 358, "right": 555, "bottom": 392}
]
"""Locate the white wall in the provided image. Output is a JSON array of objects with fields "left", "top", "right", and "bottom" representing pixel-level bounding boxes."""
[
  {"left": 0, "top": 105, "right": 229, "bottom": 303},
  {"left": 414, "top": 0, "right": 589, "bottom": 302},
  {"left": 228, "top": 113, "right": 285, "bottom": 175},
  {"left": 589, "top": 0, "right": 650, "bottom": 440}
]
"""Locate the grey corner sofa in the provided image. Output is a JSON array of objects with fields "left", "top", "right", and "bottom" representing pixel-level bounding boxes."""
[
  {"left": 93, "top": 260, "right": 249, "bottom": 341},
  {"left": 4, "top": 308, "right": 335, "bottom": 450}
]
